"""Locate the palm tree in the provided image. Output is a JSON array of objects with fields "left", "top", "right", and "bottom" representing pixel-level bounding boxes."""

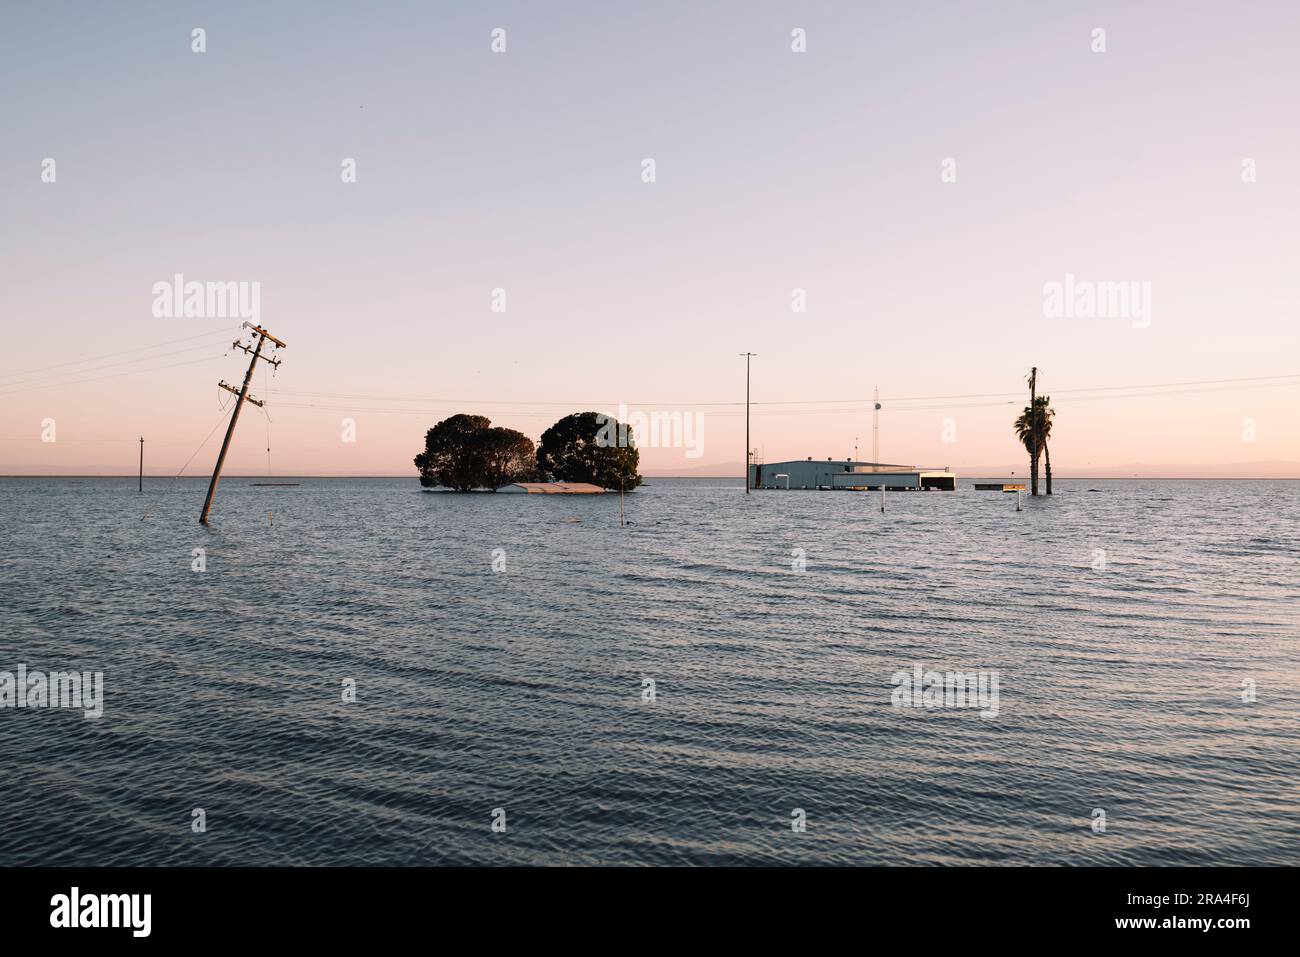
[{"left": 1014, "top": 396, "right": 1056, "bottom": 495}]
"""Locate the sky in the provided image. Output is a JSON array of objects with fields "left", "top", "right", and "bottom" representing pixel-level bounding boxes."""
[{"left": 2, "top": 1, "right": 1298, "bottom": 477}]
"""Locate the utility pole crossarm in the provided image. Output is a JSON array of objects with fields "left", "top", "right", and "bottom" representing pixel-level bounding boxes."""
[
  {"left": 218, "top": 381, "right": 264, "bottom": 407},
  {"left": 243, "top": 322, "right": 286, "bottom": 349},
  {"left": 232, "top": 340, "right": 281, "bottom": 366}
]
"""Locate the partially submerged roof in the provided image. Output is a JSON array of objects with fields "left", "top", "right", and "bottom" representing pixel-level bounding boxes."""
[{"left": 498, "top": 482, "right": 606, "bottom": 494}]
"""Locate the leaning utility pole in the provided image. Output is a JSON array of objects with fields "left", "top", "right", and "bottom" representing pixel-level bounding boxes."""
[
  {"left": 1028, "top": 366, "right": 1039, "bottom": 497},
  {"left": 199, "top": 323, "right": 285, "bottom": 525},
  {"left": 740, "top": 352, "right": 756, "bottom": 493}
]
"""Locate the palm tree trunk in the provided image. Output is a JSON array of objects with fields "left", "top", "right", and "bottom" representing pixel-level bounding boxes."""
[{"left": 1044, "top": 441, "right": 1052, "bottom": 495}]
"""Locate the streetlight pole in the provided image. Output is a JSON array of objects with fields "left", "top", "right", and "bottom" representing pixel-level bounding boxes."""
[
  {"left": 873, "top": 386, "right": 880, "bottom": 472},
  {"left": 740, "top": 352, "right": 756, "bottom": 493}
]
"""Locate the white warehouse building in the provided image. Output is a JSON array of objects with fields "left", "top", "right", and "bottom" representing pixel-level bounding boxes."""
[{"left": 748, "top": 459, "right": 956, "bottom": 491}]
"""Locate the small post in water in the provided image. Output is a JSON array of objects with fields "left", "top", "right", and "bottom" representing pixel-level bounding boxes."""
[{"left": 138, "top": 436, "right": 143, "bottom": 493}]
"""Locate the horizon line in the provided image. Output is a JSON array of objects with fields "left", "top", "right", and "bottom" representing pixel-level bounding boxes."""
[{"left": 5, "top": 474, "right": 1300, "bottom": 482}]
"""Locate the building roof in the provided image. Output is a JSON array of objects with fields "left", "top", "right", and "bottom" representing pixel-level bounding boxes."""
[
  {"left": 501, "top": 482, "right": 606, "bottom": 494},
  {"left": 756, "top": 459, "right": 929, "bottom": 472}
]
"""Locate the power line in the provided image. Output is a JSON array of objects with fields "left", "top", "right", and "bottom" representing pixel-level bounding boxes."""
[
  {"left": 175, "top": 406, "right": 235, "bottom": 478},
  {"left": 0, "top": 355, "right": 220, "bottom": 397},
  {"left": 266, "top": 371, "right": 1300, "bottom": 410},
  {"left": 0, "top": 326, "right": 239, "bottom": 382},
  {"left": 271, "top": 374, "right": 1299, "bottom": 419},
  {"left": 0, "top": 434, "right": 196, "bottom": 445},
  {"left": 887, "top": 372, "right": 1300, "bottom": 403},
  {"left": 890, "top": 379, "right": 1300, "bottom": 412},
  {"left": 0, "top": 342, "right": 234, "bottom": 390},
  {"left": 9, "top": 365, "right": 1298, "bottom": 458}
]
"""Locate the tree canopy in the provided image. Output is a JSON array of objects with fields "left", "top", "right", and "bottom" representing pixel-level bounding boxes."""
[
  {"left": 1013, "top": 395, "right": 1055, "bottom": 456},
  {"left": 415, "top": 411, "right": 642, "bottom": 491},
  {"left": 1014, "top": 395, "right": 1056, "bottom": 495},
  {"left": 535, "top": 411, "right": 643, "bottom": 490},
  {"left": 478, "top": 426, "right": 538, "bottom": 490},
  {"left": 414, "top": 414, "right": 536, "bottom": 490}
]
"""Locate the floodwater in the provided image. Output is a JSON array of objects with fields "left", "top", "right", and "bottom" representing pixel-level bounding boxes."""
[{"left": 0, "top": 476, "right": 1296, "bottom": 865}]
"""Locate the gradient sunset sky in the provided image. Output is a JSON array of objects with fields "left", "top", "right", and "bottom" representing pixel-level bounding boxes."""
[{"left": 3, "top": 1, "right": 1298, "bottom": 476}]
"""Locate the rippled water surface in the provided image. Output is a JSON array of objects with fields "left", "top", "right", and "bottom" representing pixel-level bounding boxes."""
[{"left": 1, "top": 477, "right": 1296, "bottom": 866}]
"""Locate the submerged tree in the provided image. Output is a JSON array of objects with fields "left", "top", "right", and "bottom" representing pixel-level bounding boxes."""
[
  {"left": 414, "top": 414, "right": 535, "bottom": 490},
  {"left": 1014, "top": 396, "right": 1056, "bottom": 495},
  {"left": 478, "top": 426, "right": 538, "bottom": 490},
  {"left": 536, "top": 411, "right": 642, "bottom": 490}
]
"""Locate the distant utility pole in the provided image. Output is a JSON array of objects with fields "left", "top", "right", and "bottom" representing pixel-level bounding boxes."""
[
  {"left": 740, "top": 352, "right": 756, "bottom": 493},
  {"left": 872, "top": 386, "right": 880, "bottom": 472},
  {"left": 199, "top": 323, "right": 285, "bottom": 525},
  {"left": 1028, "top": 366, "right": 1039, "bottom": 497},
  {"left": 138, "top": 436, "right": 143, "bottom": 493}
]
